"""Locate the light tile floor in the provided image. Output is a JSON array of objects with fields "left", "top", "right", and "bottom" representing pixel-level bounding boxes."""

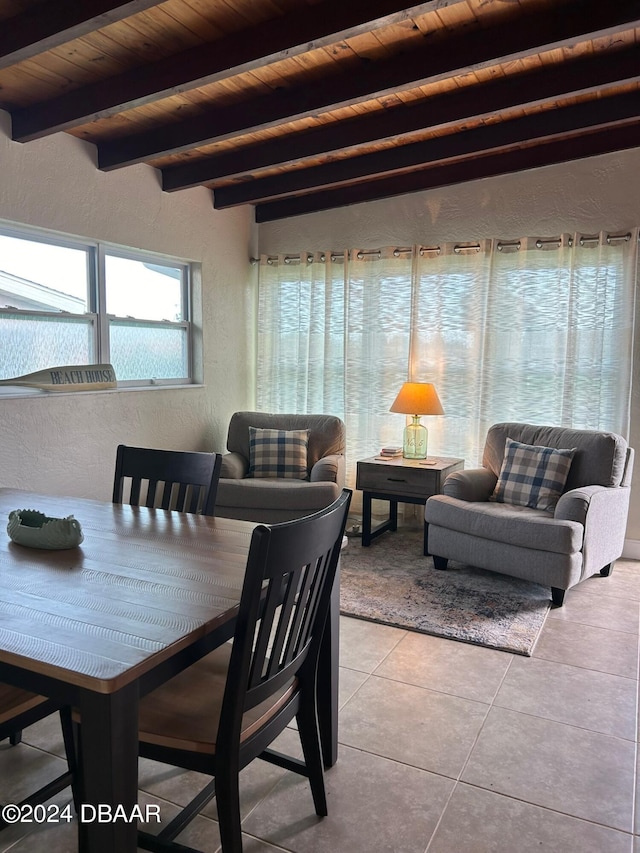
[{"left": 1, "top": 556, "right": 638, "bottom": 853}]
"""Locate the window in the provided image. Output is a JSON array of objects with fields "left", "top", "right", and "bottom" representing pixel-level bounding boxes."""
[{"left": 0, "top": 225, "right": 192, "bottom": 386}]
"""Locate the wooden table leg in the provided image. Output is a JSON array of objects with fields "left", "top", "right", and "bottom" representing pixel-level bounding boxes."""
[
  {"left": 77, "top": 682, "right": 139, "bottom": 853},
  {"left": 388, "top": 499, "right": 398, "bottom": 531},
  {"left": 361, "top": 492, "right": 373, "bottom": 546},
  {"left": 361, "top": 493, "right": 398, "bottom": 546}
]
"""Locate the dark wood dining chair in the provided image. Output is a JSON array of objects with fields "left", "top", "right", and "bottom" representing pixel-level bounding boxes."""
[
  {"left": 0, "top": 685, "right": 77, "bottom": 829},
  {"left": 130, "top": 488, "right": 351, "bottom": 853},
  {"left": 112, "top": 445, "right": 222, "bottom": 515}
]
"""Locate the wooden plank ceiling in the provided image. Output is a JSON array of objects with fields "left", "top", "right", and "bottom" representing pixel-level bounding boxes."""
[{"left": 1, "top": 0, "right": 639, "bottom": 222}]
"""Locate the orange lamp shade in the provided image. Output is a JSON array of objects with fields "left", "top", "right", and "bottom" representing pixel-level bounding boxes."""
[{"left": 389, "top": 382, "right": 444, "bottom": 416}]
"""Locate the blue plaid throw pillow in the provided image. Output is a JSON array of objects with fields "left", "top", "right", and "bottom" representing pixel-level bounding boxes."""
[
  {"left": 248, "top": 427, "right": 310, "bottom": 479},
  {"left": 491, "top": 437, "right": 576, "bottom": 511}
]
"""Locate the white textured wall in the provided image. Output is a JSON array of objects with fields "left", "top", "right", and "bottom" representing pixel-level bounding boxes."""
[
  {"left": 259, "top": 148, "right": 640, "bottom": 542},
  {"left": 258, "top": 148, "right": 640, "bottom": 250},
  {"left": 0, "top": 109, "right": 257, "bottom": 502}
]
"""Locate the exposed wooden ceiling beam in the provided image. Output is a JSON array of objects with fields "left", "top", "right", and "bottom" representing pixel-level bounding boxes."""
[
  {"left": 213, "top": 92, "right": 640, "bottom": 208},
  {"left": 254, "top": 123, "right": 640, "bottom": 222},
  {"left": 0, "top": 0, "right": 164, "bottom": 71},
  {"left": 162, "top": 43, "right": 640, "bottom": 191},
  {"left": 11, "top": 0, "right": 459, "bottom": 141},
  {"left": 95, "top": 0, "right": 640, "bottom": 171}
]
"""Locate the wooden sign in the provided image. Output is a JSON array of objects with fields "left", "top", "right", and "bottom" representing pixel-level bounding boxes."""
[{"left": 0, "top": 364, "right": 117, "bottom": 391}]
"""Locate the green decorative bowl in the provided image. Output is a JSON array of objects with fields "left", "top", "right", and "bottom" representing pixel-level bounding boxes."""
[{"left": 7, "top": 509, "right": 84, "bottom": 550}]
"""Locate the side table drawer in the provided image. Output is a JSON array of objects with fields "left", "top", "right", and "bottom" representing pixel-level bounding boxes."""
[{"left": 357, "top": 462, "right": 441, "bottom": 498}]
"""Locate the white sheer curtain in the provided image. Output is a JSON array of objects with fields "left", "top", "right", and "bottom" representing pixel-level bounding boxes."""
[
  {"left": 256, "top": 231, "right": 638, "bottom": 488},
  {"left": 256, "top": 251, "right": 347, "bottom": 414}
]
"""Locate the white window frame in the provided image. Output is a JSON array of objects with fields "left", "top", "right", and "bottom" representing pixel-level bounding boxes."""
[{"left": 0, "top": 222, "right": 194, "bottom": 389}]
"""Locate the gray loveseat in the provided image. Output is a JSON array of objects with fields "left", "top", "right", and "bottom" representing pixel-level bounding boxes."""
[
  {"left": 424, "top": 422, "right": 634, "bottom": 605},
  {"left": 214, "top": 411, "right": 346, "bottom": 523}
]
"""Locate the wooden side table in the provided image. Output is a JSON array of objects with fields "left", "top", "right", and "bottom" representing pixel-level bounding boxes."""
[{"left": 356, "top": 455, "right": 464, "bottom": 546}]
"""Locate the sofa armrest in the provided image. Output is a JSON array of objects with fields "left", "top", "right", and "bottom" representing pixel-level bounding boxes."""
[
  {"left": 220, "top": 451, "right": 249, "bottom": 480},
  {"left": 554, "top": 486, "right": 597, "bottom": 526},
  {"left": 310, "top": 454, "right": 345, "bottom": 487},
  {"left": 555, "top": 484, "right": 631, "bottom": 577},
  {"left": 443, "top": 468, "right": 497, "bottom": 502}
]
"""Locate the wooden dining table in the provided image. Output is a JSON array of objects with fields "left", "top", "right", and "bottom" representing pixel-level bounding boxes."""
[{"left": 0, "top": 489, "right": 340, "bottom": 853}]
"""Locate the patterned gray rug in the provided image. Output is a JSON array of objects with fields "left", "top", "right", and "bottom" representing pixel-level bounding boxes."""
[{"left": 340, "top": 529, "right": 550, "bottom": 655}]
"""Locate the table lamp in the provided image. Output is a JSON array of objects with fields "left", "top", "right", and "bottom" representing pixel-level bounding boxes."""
[{"left": 390, "top": 381, "right": 444, "bottom": 459}]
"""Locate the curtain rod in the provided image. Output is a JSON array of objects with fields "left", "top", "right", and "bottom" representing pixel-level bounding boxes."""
[{"left": 249, "top": 231, "right": 636, "bottom": 263}]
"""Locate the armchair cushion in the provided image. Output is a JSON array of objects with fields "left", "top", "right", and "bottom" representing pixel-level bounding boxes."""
[
  {"left": 490, "top": 438, "right": 576, "bottom": 511},
  {"left": 248, "top": 427, "right": 309, "bottom": 479},
  {"left": 427, "top": 495, "right": 583, "bottom": 554},
  {"left": 483, "top": 423, "right": 628, "bottom": 488},
  {"left": 227, "top": 412, "right": 344, "bottom": 471}
]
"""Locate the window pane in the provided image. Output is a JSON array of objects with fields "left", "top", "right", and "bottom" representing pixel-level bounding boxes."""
[
  {"left": 110, "top": 320, "right": 188, "bottom": 380},
  {"left": 105, "top": 255, "right": 184, "bottom": 321},
  {"left": 0, "top": 226, "right": 194, "bottom": 388},
  {"left": 0, "top": 234, "right": 88, "bottom": 312},
  {"left": 0, "top": 312, "right": 94, "bottom": 380}
]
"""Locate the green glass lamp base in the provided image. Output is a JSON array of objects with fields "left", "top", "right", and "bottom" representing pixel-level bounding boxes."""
[{"left": 403, "top": 416, "right": 428, "bottom": 459}]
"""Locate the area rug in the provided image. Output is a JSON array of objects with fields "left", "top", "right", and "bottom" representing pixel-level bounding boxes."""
[{"left": 339, "top": 529, "right": 550, "bottom": 655}]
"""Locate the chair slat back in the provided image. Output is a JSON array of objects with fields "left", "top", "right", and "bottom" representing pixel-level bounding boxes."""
[
  {"left": 221, "top": 490, "right": 351, "bottom": 726},
  {"left": 112, "top": 445, "right": 222, "bottom": 516}
]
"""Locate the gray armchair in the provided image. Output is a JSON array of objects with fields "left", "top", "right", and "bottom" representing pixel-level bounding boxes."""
[
  {"left": 214, "top": 411, "right": 346, "bottom": 523},
  {"left": 424, "top": 423, "right": 634, "bottom": 605}
]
